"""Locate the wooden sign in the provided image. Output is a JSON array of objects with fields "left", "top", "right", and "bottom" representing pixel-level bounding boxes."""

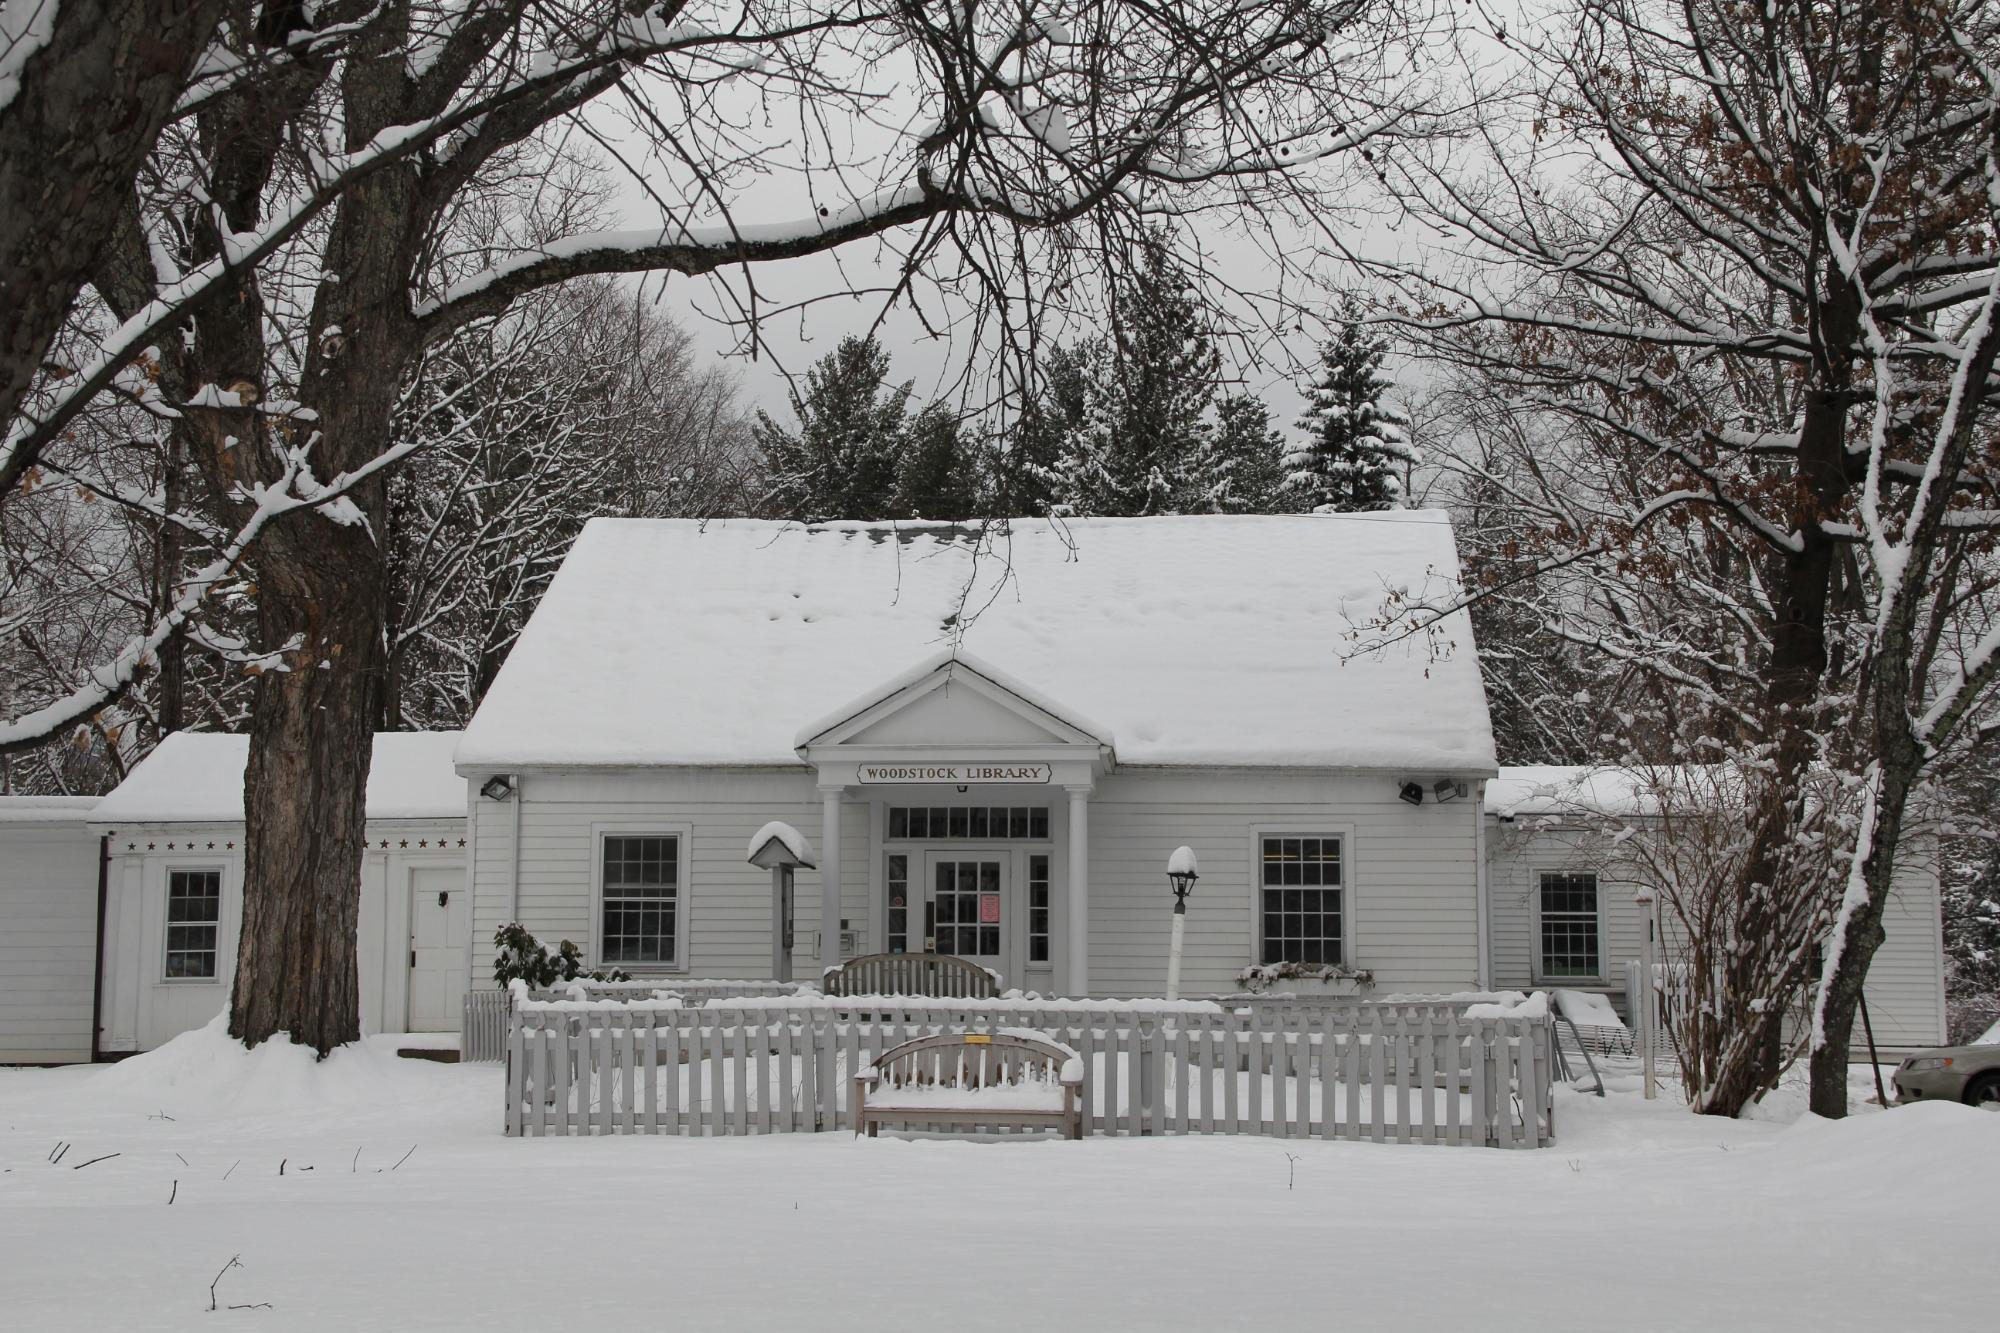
[{"left": 856, "top": 762, "right": 1052, "bottom": 785}]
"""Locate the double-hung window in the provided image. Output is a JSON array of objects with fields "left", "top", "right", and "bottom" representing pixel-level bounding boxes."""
[
  {"left": 1537, "top": 872, "right": 1602, "bottom": 979},
  {"left": 600, "top": 835, "right": 680, "bottom": 965},
  {"left": 1259, "top": 835, "right": 1343, "bottom": 965},
  {"left": 165, "top": 869, "right": 222, "bottom": 980}
]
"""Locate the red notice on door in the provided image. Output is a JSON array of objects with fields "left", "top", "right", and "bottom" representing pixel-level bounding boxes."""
[{"left": 979, "top": 894, "right": 1001, "bottom": 924}]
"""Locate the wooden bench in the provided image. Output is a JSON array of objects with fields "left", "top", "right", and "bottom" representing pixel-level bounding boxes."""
[
  {"left": 823, "top": 952, "right": 1001, "bottom": 998},
  {"left": 854, "top": 1031, "right": 1084, "bottom": 1139}
]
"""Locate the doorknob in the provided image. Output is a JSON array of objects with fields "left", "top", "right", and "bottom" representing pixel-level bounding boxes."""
[{"left": 438, "top": 890, "right": 450, "bottom": 907}]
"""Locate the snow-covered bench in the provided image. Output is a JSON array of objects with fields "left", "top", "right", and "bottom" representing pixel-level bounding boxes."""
[
  {"left": 823, "top": 953, "right": 1001, "bottom": 998},
  {"left": 854, "top": 1031, "right": 1084, "bottom": 1139}
]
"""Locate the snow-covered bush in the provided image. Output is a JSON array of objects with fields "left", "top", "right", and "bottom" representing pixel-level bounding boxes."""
[{"left": 491, "top": 923, "right": 629, "bottom": 988}]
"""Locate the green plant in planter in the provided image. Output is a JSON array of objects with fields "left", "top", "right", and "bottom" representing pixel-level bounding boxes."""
[{"left": 492, "top": 922, "right": 631, "bottom": 987}]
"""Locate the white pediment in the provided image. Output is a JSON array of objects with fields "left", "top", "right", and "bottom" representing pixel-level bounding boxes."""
[
  {"left": 848, "top": 683, "right": 1072, "bottom": 746},
  {"left": 795, "top": 652, "right": 1110, "bottom": 756}
]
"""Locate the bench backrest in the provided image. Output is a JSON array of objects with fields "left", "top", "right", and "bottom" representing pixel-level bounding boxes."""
[
  {"left": 864, "top": 1031, "right": 1075, "bottom": 1092},
  {"left": 824, "top": 952, "right": 1000, "bottom": 998}
]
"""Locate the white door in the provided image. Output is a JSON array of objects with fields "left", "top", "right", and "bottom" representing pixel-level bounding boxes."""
[{"left": 406, "top": 865, "right": 469, "bottom": 1032}]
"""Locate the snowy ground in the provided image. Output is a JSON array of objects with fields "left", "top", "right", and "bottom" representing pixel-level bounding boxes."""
[{"left": 1, "top": 1029, "right": 1990, "bottom": 1332}]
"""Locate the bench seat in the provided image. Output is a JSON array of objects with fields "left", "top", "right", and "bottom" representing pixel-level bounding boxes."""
[{"left": 855, "top": 1031, "right": 1084, "bottom": 1138}]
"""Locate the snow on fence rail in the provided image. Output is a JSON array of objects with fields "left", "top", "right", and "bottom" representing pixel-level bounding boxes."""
[
  {"left": 464, "top": 979, "right": 811, "bottom": 1062},
  {"left": 502, "top": 999, "right": 1557, "bottom": 1148}
]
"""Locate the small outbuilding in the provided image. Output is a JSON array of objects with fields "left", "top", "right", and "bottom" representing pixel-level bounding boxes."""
[{"left": 88, "top": 731, "right": 468, "bottom": 1053}]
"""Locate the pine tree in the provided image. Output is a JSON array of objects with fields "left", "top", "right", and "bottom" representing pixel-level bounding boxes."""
[
  {"left": 1287, "top": 298, "right": 1414, "bottom": 512},
  {"left": 753, "top": 335, "right": 910, "bottom": 522},
  {"left": 893, "top": 405, "right": 988, "bottom": 519},
  {"left": 994, "top": 342, "right": 1090, "bottom": 517},
  {"left": 1060, "top": 238, "right": 1221, "bottom": 516},
  {"left": 1203, "top": 393, "right": 1292, "bottom": 513}
]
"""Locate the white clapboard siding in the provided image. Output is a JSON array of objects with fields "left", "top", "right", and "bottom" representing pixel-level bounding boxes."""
[
  {"left": 1492, "top": 822, "right": 1947, "bottom": 1054},
  {"left": 0, "top": 805, "right": 102, "bottom": 1063},
  {"left": 469, "top": 769, "right": 830, "bottom": 984},
  {"left": 469, "top": 766, "right": 1488, "bottom": 1000},
  {"left": 503, "top": 998, "right": 1556, "bottom": 1148},
  {"left": 1087, "top": 770, "right": 1482, "bottom": 998}
]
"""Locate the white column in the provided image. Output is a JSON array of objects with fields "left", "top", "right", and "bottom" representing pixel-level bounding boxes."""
[
  {"left": 819, "top": 786, "right": 843, "bottom": 982},
  {"left": 1066, "top": 785, "right": 1090, "bottom": 997}
]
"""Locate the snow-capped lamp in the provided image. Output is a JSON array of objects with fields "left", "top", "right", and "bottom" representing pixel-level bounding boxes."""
[{"left": 1165, "top": 846, "right": 1199, "bottom": 1001}]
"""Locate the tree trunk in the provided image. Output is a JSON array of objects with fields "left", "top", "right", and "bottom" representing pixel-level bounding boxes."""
[
  {"left": 0, "top": 0, "right": 224, "bottom": 491},
  {"left": 224, "top": 46, "right": 426, "bottom": 1046},
  {"left": 227, "top": 510, "right": 386, "bottom": 1052}
]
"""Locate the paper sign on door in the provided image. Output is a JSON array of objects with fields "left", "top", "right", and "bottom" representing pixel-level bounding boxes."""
[{"left": 979, "top": 894, "right": 1001, "bottom": 924}]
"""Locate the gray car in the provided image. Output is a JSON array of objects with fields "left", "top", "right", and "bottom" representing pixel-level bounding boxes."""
[{"left": 1893, "top": 1041, "right": 2000, "bottom": 1108}]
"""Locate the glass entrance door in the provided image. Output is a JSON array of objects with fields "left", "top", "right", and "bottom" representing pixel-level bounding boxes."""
[{"left": 921, "top": 854, "right": 1007, "bottom": 962}]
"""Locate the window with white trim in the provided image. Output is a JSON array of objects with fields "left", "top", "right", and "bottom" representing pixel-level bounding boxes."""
[
  {"left": 1027, "top": 854, "right": 1051, "bottom": 964},
  {"left": 1538, "top": 872, "right": 1601, "bottom": 978},
  {"left": 165, "top": 868, "right": 221, "bottom": 979},
  {"left": 600, "top": 835, "right": 679, "bottom": 964},
  {"left": 886, "top": 806, "right": 1049, "bottom": 839},
  {"left": 886, "top": 853, "right": 910, "bottom": 955},
  {"left": 1259, "top": 835, "right": 1343, "bottom": 965}
]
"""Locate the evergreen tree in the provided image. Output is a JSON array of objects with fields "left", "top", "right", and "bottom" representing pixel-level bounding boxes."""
[
  {"left": 893, "top": 405, "right": 988, "bottom": 519},
  {"left": 1060, "top": 238, "right": 1221, "bottom": 516},
  {"left": 994, "top": 342, "right": 1091, "bottom": 517},
  {"left": 753, "top": 335, "right": 910, "bottom": 522},
  {"left": 1203, "top": 393, "right": 1292, "bottom": 513},
  {"left": 1287, "top": 298, "right": 1415, "bottom": 512}
]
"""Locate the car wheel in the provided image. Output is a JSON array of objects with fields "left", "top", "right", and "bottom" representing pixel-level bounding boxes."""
[{"left": 1964, "top": 1073, "right": 2000, "bottom": 1111}]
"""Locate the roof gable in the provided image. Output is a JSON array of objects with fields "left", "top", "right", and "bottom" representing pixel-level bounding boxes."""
[
  {"left": 798, "top": 652, "right": 1108, "bottom": 752},
  {"left": 458, "top": 515, "right": 1498, "bottom": 772}
]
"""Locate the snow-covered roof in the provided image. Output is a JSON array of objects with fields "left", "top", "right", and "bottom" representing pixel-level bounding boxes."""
[
  {"left": 1484, "top": 763, "right": 1762, "bottom": 819},
  {"left": 457, "top": 515, "right": 1498, "bottom": 772},
  {"left": 1485, "top": 766, "right": 1660, "bottom": 819},
  {"left": 92, "top": 731, "right": 467, "bottom": 825},
  {"left": 0, "top": 795, "right": 100, "bottom": 823}
]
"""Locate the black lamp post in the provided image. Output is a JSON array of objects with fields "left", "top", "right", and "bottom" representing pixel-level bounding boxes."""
[{"left": 1166, "top": 846, "right": 1198, "bottom": 999}]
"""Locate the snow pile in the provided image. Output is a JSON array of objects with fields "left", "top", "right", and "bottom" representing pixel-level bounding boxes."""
[
  {"left": 92, "top": 730, "right": 466, "bottom": 824},
  {"left": 74, "top": 1013, "right": 436, "bottom": 1120},
  {"left": 1462, "top": 991, "right": 1550, "bottom": 1020},
  {"left": 1552, "top": 989, "right": 1627, "bottom": 1031},
  {"left": 1977, "top": 1015, "right": 2000, "bottom": 1046},
  {"left": 458, "top": 515, "right": 1497, "bottom": 771}
]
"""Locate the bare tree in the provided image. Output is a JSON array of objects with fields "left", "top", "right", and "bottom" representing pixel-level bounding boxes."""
[
  {"left": 1373, "top": 0, "right": 2000, "bottom": 1112},
  {"left": 2, "top": 0, "right": 1438, "bottom": 1052}
]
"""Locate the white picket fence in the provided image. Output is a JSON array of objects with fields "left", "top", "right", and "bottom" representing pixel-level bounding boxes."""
[
  {"left": 503, "top": 999, "right": 1557, "bottom": 1148},
  {"left": 464, "top": 979, "right": 811, "bottom": 1062}
]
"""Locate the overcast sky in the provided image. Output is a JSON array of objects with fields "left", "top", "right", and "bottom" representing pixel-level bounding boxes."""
[{"left": 578, "top": 95, "right": 1435, "bottom": 439}]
